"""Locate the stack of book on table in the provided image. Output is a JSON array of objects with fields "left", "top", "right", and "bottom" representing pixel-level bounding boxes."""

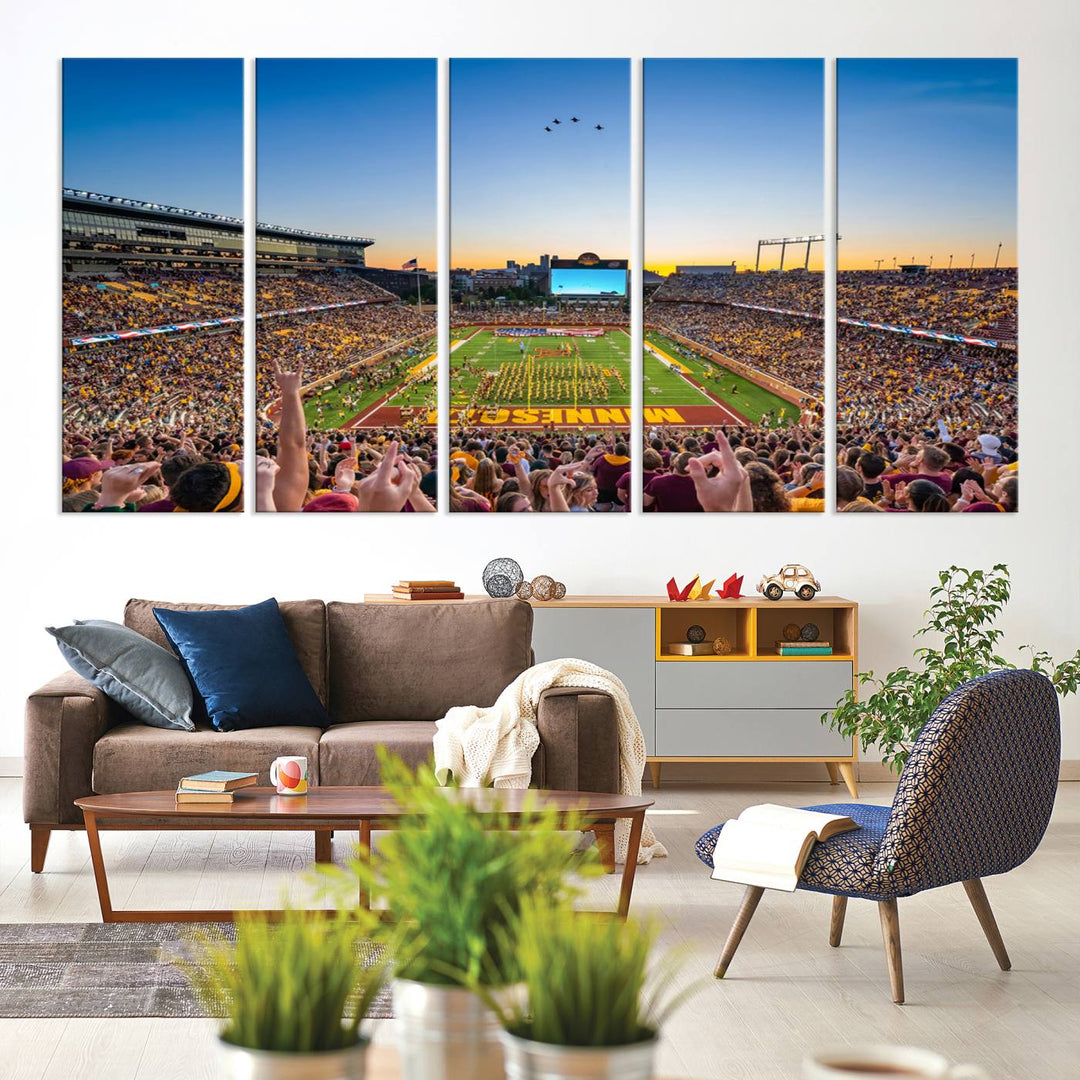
[
  {"left": 175, "top": 771, "right": 258, "bottom": 804},
  {"left": 392, "top": 580, "right": 464, "bottom": 600},
  {"left": 776, "top": 640, "right": 833, "bottom": 656}
]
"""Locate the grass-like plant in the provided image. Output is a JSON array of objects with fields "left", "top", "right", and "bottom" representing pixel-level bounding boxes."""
[
  {"left": 483, "top": 899, "right": 698, "bottom": 1048},
  {"left": 824, "top": 565, "right": 1080, "bottom": 773},
  {"left": 317, "top": 748, "right": 598, "bottom": 988},
  {"left": 184, "top": 908, "right": 389, "bottom": 1053}
]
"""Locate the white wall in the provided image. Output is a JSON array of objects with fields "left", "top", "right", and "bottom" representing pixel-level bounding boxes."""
[{"left": 2, "top": 0, "right": 1077, "bottom": 764}]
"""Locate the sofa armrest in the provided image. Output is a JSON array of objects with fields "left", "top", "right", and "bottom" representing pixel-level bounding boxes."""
[
  {"left": 24, "top": 672, "right": 117, "bottom": 826},
  {"left": 535, "top": 686, "right": 620, "bottom": 793}
]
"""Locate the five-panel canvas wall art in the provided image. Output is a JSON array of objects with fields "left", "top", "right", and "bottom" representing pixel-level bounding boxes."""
[{"left": 61, "top": 58, "right": 1018, "bottom": 514}]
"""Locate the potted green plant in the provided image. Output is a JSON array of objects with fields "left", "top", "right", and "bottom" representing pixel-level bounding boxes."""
[
  {"left": 319, "top": 750, "right": 595, "bottom": 1080},
  {"left": 184, "top": 907, "right": 388, "bottom": 1080},
  {"left": 825, "top": 565, "right": 1080, "bottom": 773},
  {"left": 484, "top": 898, "right": 698, "bottom": 1080}
]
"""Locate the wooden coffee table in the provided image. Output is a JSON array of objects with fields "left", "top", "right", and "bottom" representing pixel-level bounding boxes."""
[{"left": 74, "top": 787, "right": 653, "bottom": 924}]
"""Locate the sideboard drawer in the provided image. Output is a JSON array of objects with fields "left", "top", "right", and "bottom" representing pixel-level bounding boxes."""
[
  {"left": 655, "top": 709, "right": 852, "bottom": 758},
  {"left": 655, "top": 660, "right": 852, "bottom": 710}
]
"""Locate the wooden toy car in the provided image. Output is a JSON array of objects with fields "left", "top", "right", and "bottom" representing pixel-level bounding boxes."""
[{"left": 757, "top": 564, "right": 820, "bottom": 601}]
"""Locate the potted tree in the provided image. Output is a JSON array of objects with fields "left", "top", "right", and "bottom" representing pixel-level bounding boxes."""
[
  {"left": 320, "top": 751, "right": 595, "bottom": 1080},
  {"left": 485, "top": 898, "right": 698, "bottom": 1080},
  {"left": 825, "top": 565, "right": 1080, "bottom": 773},
  {"left": 184, "top": 908, "right": 389, "bottom": 1080}
]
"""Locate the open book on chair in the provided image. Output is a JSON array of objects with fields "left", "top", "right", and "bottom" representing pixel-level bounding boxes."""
[{"left": 710, "top": 804, "right": 859, "bottom": 892}]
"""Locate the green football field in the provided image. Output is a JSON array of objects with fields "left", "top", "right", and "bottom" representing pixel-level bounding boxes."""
[
  {"left": 302, "top": 337, "right": 437, "bottom": 427},
  {"left": 451, "top": 329, "right": 630, "bottom": 408},
  {"left": 644, "top": 331, "right": 798, "bottom": 426}
]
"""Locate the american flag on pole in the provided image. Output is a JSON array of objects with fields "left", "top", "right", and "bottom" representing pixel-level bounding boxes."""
[{"left": 401, "top": 258, "right": 418, "bottom": 270}]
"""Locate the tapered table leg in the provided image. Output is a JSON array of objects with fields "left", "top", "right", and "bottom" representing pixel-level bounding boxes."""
[
  {"left": 83, "top": 812, "right": 115, "bottom": 923},
  {"left": 616, "top": 812, "right": 645, "bottom": 918}
]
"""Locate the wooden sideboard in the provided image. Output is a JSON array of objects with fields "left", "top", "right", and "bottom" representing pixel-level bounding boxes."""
[{"left": 363, "top": 594, "right": 859, "bottom": 797}]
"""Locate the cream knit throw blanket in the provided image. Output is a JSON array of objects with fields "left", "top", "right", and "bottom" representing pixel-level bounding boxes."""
[{"left": 433, "top": 658, "right": 666, "bottom": 865}]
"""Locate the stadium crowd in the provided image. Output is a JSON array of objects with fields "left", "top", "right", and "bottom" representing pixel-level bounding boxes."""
[
  {"left": 447, "top": 428, "right": 632, "bottom": 512},
  {"left": 254, "top": 359, "right": 438, "bottom": 513},
  {"left": 452, "top": 303, "right": 628, "bottom": 327},
  {"left": 63, "top": 269, "right": 242, "bottom": 337},
  {"left": 255, "top": 303, "right": 434, "bottom": 415},
  {"left": 641, "top": 425, "right": 826, "bottom": 513},
  {"left": 62, "top": 329, "right": 244, "bottom": 512}
]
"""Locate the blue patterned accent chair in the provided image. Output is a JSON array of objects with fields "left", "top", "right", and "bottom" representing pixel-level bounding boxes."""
[{"left": 696, "top": 670, "right": 1061, "bottom": 1003}]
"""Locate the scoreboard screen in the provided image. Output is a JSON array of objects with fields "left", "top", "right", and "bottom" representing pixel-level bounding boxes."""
[{"left": 549, "top": 255, "right": 628, "bottom": 297}]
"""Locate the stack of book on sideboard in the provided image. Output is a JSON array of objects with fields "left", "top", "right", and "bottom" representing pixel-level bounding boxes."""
[
  {"left": 392, "top": 580, "right": 465, "bottom": 600},
  {"left": 175, "top": 771, "right": 258, "bottom": 804},
  {"left": 775, "top": 640, "right": 833, "bottom": 656}
]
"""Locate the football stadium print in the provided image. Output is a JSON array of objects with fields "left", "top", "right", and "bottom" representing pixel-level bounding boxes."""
[
  {"left": 61, "top": 59, "right": 245, "bottom": 513},
  {"left": 254, "top": 59, "right": 437, "bottom": 512},
  {"left": 61, "top": 56, "right": 1016, "bottom": 517},
  {"left": 450, "top": 59, "right": 633, "bottom": 512}
]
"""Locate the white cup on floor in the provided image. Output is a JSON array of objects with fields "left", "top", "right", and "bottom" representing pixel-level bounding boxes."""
[{"left": 803, "top": 1044, "right": 990, "bottom": 1079}]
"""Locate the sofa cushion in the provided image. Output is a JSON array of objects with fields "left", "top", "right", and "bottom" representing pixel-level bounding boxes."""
[
  {"left": 93, "top": 722, "right": 323, "bottom": 794},
  {"left": 152, "top": 599, "right": 330, "bottom": 732},
  {"left": 319, "top": 721, "right": 438, "bottom": 786},
  {"left": 124, "top": 598, "right": 328, "bottom": 705},
  {"left": 46, "top": 619, "right": 195, "bottom": 732},
  {"left": 326, "top": 599, "right": 532, "bottom": 722}
]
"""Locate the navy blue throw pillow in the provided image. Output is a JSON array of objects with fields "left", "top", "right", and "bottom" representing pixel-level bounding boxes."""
[{"left": 153, "top": 599, "right": 330, "bottom": 732}]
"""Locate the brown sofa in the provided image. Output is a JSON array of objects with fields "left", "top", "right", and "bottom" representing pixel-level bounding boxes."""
[{"left": 24, "top": 597, "right": 620, "bottom": 871}]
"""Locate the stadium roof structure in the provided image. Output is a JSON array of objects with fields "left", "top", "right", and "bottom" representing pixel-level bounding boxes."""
[{"left": 63, "top": 189, "right": 376, "bottom": 246}]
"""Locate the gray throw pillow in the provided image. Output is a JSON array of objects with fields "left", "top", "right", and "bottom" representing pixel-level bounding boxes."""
[{"left": 46, "top": 619, "right": 195, "bottom": 732}]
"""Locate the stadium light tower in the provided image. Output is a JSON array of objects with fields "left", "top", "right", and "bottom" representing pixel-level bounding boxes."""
[
  {"left": 994, "top": 242, "right": 1002, "bottom": 269},
  {"left": 874, "top": 259, "right": 883, "bottom": 271},
  {"left": 755, "top": 234, "right": 824, "bottom": 272},
  {"left": 929, "top": 255, "right": 934, "bottom": 269},
  {"left": 948, "top": 253, "right": 953, "bottom": 270},
  {"left": 892, "top": 257, "right": 896, "bottom": 269},
  {"left": 970, "top": 253, "right": 975, "bottom": 270}
]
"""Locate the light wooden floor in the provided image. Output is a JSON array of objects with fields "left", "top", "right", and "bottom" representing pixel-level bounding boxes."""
[{"left": 1, "top": 777, "right": 1077, "bottom": 1080}]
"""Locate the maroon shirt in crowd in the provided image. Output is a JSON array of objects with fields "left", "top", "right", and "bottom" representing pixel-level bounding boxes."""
[{"left": 644, "top": 472, "right": 702, "bottom": 512}]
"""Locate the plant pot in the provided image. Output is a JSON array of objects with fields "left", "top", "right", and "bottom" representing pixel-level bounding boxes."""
[
  {"left": 500, "top": 1030, "right": 658, "bottom": 1080},
  {"left": 392, "top": 978, "right": 504, "bottom": 1080},
  {"left": 216, "top": 1037, "right": 367, "bottom": 1080}
]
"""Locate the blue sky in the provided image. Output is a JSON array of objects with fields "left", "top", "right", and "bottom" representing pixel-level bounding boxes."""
[
  {"left": 63, "top": 59, "right": 243, "bottom": 217},
  {"left": 451, "top": 59, "right": 630, "bottom": 266},
  {"left": 257, "top": 59, "right": 436, "bottom": 270},
  {"left": 550, "top": 267, "right": 627, "bottom": 296},
  {"left": 645, "top": 59, "right": 824, "bottom": 273},
  {"left": 839, "top": 58, "right": 1017, "bottom": 269}
]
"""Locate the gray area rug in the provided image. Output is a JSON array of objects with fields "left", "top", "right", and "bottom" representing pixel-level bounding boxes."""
[{"left": 0, "top": 923, "right": 393, "bottom": 1019}]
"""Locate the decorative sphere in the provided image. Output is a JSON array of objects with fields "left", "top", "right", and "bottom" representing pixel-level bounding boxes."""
[
  {"left": 553, "top": 581, "right": 566, "bottom": 600},
  {"left": 800, "top": 622, "right": 821, "bottom": 642},
  {"left": 515, "top": 580, "right": 533, "bottom": 600},
  {"left": 531, "top": 575, "right": 555, "bottom": 602},
  {"left": 713, "top": 636, "right": 732, "bottom": 655},
  {"left": 686, "top": 624, "right": 706, "bottom": 644},
  {"left": 482, "top": 558, "right": 524, "bottom": 598},
  {"left": 782, "top": 623, "right": 801, "bottom": 642}
]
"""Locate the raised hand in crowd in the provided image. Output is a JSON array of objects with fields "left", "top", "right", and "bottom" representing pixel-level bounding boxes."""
[{"left": 686, "top": 434, "right": 751, "bottom": 512}]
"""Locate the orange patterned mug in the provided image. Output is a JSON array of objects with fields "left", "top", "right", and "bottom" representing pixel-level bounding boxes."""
[{"left": 270, "top": 755, "right": 308, "bottom": 796}]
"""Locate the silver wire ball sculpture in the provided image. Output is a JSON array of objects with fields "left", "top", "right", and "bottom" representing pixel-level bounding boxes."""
[{"left": 482, "top": 558, "right": 524, "bottom": 598}]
